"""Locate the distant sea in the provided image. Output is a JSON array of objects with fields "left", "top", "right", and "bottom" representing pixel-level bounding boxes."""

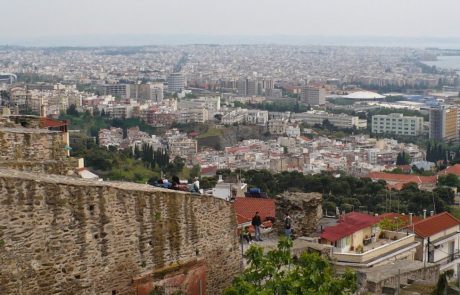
[{"left": 423, "top": 56, "right": 460, "bottom": 71}]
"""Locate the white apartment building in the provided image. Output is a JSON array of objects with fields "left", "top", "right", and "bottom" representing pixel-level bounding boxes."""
[
  {"left": 246, "top": 110, "right": 269, "bottom": 126},
  {"left": 291, "top": 111, "right": 366, "bottom": 129},
  {"left": 176, "top": 108, "right": 208, "bottom": 124},
  {"left": 286, "top": 125, "right": 301, "bottom": 137},
  {"left": 269, "top": 119, "right": 288, "bottom": 135},
  {"left": 371, "top": 113, "right": 424, "bottom": 136},
  {"left": 98, "top": 127, "right": 124, "bottom": 148},
  {"left": 168, "top": 137, "right": 198, "bottom": 160},
  {"left": 221, "top": 109, "right": 247, "bottom": 125},
  {"left": 178, "top": 96, "right": 220, "bottom": 113}
]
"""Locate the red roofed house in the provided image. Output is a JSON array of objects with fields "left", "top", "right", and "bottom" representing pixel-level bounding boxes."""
[
  {"left": 233, "top": 197, "right": 275, "bottom": 235},
  {"left": 438, "top": 164, "right": 460, "bottom": 178},
  {"left": 407, "top": 212, "right": 460, "bottom": 276},
  {"left": 368, "top": 171, "right": 437, "bottom": 191},
  {"left": 200, "top": 165, "right": 218, "bottom": 178},
  {"left": 320, "top": 212, "right": 420, "bottom": 268}
]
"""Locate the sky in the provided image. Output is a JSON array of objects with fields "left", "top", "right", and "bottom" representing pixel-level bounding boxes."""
[{"left": 1, "top": 0, "right": 460, "bottom": 46}]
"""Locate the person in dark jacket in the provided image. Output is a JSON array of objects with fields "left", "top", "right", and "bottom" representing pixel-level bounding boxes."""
[
  {"left": 171, "top": 175, "right": 180, "bottom": 190},
  {"left": 284, "top": 213, "right": 292, "bottom": 239},
  {"left": 251, "top": 212, "right": 262, "bottom": 241}
]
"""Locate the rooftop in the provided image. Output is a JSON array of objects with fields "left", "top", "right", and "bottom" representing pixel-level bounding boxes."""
[
  {"left": 409, "top": 212, "right": 460, "bottom": 238},
  {"left": 234, "top": 197, "right": 275, "bottom": 225},
  {"left": 343, "top": 91, "right": 385, "bottom": 100},
  {"left": 321, "top": 212, "right": 379, "bottom": 242}
]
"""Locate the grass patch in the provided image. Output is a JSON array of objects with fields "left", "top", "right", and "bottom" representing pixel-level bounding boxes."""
[
  {"left": 196, "top": 128, "right": 223, "bottom": 139},
  {"left": 450, "top": 206, "right": 460, "bottom": 220}
]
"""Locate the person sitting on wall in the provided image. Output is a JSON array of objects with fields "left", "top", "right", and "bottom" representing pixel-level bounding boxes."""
[
  {"left": 171, "top": 175, "right": 181, "bottom": 190},
  {"left": 190, "top": 177, "right": 200, "bottom": 193},
  {"left": 161, "top": 179, "right": 172, "bottom": 189}
]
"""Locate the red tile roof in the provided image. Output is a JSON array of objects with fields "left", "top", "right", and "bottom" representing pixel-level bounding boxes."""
[
  {"left": 234, "top": 197, "right": 275, "bottom": 225},
  {"left": 368, "top": 172, "right": 437, "bottom": 185},
  {"left": 321, "top": 212, "right": 379, "bottom": 242},
  {"left": 200, "top": 165, "right": 218, "bottom": 175},
  {"left": 438, "top": 164, "right": 460, "bottom": 177},
  {"left": 39, "top": 118, "right": 68, "bottom": 128},
  {"left": 409, "top": 212, "right": 460, "bottom": 238}
]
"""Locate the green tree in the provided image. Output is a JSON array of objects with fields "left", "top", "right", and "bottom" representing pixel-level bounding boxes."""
[
  {"left": 438, "top": 173, "right": 460, "bottom": 188},
  {"left": 396, "top": 151, "right": 410, "bottom": 165},
  {"left": 379, "top": 217, "right": 405, "bottom": 231},
  {"left": 225, "top": 237, "right": 357, "bottom": 295},
  {"left": 190, "top": 164, "right": 201, "bottom": 179},
  {"left": 66, "top": 104, "right": 80, "bottom": 117},
  {"left": 432, "top": 269, "right": 454, "bottom": 295},
  {"left": 200, "top": 177, "right": 217, "bottom": 189}
]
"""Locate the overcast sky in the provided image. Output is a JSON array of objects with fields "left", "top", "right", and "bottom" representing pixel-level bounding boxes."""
[{"left": 1, "top": 0, "right": 459, "bottom": 43}]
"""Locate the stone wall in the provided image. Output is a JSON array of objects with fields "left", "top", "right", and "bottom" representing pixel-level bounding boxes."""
[
  {"left": 274, "top": 192, "right": 322, "bottom": 236},
  {"left": 0, "top": 168, "right": 240, "bottom": 294},
  {"left": 357, "top": 261, "right": 439, "bottom": 294},
  {"left": 0, "top": 127, "right": 76, "bottom": 175}
]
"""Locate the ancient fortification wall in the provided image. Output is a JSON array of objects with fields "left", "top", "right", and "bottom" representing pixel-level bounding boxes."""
[
  {"left": 0, "top": 169, "right": 240, "bottom": 295},
  {"left": 0, "top": 127, "right": 76, "bottom": 175},
  {"left": 274, "top": 192, "right": 322, "bottom": 236}
]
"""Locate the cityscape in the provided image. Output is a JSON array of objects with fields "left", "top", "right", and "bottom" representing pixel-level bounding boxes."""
[{"left": 2, "top": 1, "right": 460, "bottom": 295}]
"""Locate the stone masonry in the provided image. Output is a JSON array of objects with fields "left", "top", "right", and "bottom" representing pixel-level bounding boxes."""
[
  {"left": 274, "top": 192, "right": 322, "bottom": 236},
  {"left": 0, "top": 116, "right": 77, "bottom": 175},
  {"left": 0, "top": 168, "right": 240, "bottom": 294}
]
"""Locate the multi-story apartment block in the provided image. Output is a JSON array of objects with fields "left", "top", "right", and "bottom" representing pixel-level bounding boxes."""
[
  {"left": 221, "top": 109, "right": 247, "bottom": 125},
  {"left": 246, "top": 110, "right": 269, "bottom": 126},
  {"left": 291, "top": 111, "right": 366, "bottom": 129},
  {"left": 98, "top": 127, "right": 124, "bottom": 148},
  {"left": 301, "top": 86, "right": 326, "bottom": 106},
  {"left": 237, "top": 78, "right": 274, "bottom": 97},
  {"left": 429, "top": 106, "right": 458, "bottom": 141},
  {"left": 168, "top": 134, "right": 198, "bottom": 163},
  {"left": 167, "top": 73, "right": 186, "bottom": 93},
  {"left": 371, "top": 113, "right": 424, "bottom": 136},
  {"left": 176, "top": 108, "right": 208, "bottom": 124},
  {"left": 98, "top": 84, "right": 130, "bottom": 99},
  {"left": 268, "top": 119, "right": 288, "bottom": 135},
  {"left": 129, "top": 83, "right": 164, "bottom": 102}
]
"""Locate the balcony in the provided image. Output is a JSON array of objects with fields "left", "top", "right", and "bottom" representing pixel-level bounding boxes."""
[
  {"left": 332, "top": 231, "right": 419, "bottom": 267},
  {"left": 434, "top": 251, "right": 460, "bottom": 266}
]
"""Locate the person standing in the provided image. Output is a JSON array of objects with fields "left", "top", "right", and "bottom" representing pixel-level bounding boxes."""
[
  {"left": 251, "top": 212, "right": 262, "bottom": 241},
  {"left": 284, "top": 213, "right": 292, "bottom": 239}
]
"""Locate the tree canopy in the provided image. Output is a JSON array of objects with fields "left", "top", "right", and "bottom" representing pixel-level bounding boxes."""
[{"left": 224, "top": 238, "right": 357, "bottom": 295}]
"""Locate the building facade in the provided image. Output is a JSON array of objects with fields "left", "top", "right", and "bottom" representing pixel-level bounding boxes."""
[
  {"left": 167, "top": 73, "right": 186, "bottom": 93},
  {"left": 429, "top": 106, "right": 458, "bottom": 141},
  {"left": 371, "top": 113, "right": 424, "bottom": 136},
  {"left": 292, "top": 111, "right": 366, "bottom": 129},
  {"left": 301, "top": 86, "right": 326, "bottom": 106}
]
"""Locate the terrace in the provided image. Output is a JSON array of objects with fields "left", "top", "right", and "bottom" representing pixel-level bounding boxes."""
[{"left": 332, "top": 230, "right": 420, "bottom": 267}]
